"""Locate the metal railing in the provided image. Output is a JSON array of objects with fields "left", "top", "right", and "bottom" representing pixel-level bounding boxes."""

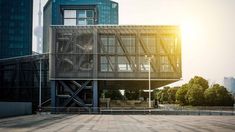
[{"left": 38, "top": 106, "right": 235, "bottom": 115}]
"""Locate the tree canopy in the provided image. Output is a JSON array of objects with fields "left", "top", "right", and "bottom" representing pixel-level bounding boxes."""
[
  {"left": 204, "top": 84, "right": 233, "bottom": 106},
  {"left": 176, "top": 84, "right": 189, "bottom": 105},
  {"left": 155, "top": 76, "right": 234, "bottom": 106}
]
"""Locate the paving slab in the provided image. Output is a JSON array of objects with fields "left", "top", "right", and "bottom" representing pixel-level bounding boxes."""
[{"left": 0, "top": 114, "right": 235, "bottom": 132}]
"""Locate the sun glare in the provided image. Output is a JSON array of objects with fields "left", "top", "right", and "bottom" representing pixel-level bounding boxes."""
[
  {"left": 181, "top": 19, "right": 201, "bottom": 43},
  {"left": 180, "top": 18, "right": 203, "bottom": 54}
]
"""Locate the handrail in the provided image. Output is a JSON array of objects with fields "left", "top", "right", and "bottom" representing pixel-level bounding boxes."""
[{"left": 38, "top": 106, "right": 235, "bottom": 115}]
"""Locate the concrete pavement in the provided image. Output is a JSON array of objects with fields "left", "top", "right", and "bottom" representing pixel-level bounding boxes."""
[{"left": 0, "top": 114, "right": 235, "bottom": 132}]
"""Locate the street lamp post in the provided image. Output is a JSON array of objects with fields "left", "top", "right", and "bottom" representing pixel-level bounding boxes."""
[
  {"left": 145, "top": 55, "right": 152, "bottom": 109},
  {"left": 148, "top": 57, "right": 151, "bottom": 109}
]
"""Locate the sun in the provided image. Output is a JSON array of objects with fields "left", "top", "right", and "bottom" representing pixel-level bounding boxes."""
[
  {"left": 181, "top": 21, "right": 200, "bottom": 40},
  {"left": 180, "top": 19, "right": 201, "bottom": 44}
]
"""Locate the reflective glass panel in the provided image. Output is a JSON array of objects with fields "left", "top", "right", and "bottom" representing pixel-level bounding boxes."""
[
  {"left": 64, "top": 10, "right": 76, "bottom": 18},
  {"left": 77, "top": 19, "right": 86, "bottom": 25},
  {"left": 64, "top": 19, "right": 76, "bottom": 26},
  {"left": 78, "top": 10, "right": 86, "bottom": 18},
  {"left": 87, "top": 10, "right": 94, "bottom": 17}
]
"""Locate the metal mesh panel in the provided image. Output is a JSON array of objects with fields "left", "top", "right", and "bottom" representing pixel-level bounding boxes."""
[{"left": 49, "top": 26, "right": 181, "bottom": 80}]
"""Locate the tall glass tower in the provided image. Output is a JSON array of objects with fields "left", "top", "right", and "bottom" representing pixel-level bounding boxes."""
[
  {"left": 0, "top": 0, "right": 33, "bottom": 59},
  {"left": 43, "top": 0, "right": 119, "bottom": 53}
]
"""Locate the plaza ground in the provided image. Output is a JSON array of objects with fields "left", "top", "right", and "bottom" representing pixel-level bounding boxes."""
[{"left": 0, "top": 114, "right": 235, "bottom": 132}]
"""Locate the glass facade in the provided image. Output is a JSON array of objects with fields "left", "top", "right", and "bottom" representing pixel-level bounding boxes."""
[
  {"left": 43, "top": 0, "right": 118, "bottom": 53},
  {"left": 0, "top": 54, "right": 50, "bottom": 112},
  {"left": 63, "top": 9, "right": 95, "bottom": 26},
  {"left": 0, "top": 0, "right": 33, "bottom": 59}
]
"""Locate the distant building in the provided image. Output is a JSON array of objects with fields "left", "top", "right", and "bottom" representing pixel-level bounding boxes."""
[
  {"left": 43, "top": 0, "right": 119, "bottom": 53},
  {"left": 0, "top": 0, "right": 33, "bottom": 59},
  {"left": 224, "top": 77, "right": 235, "bottom": 94},
  {"left": 34, "top": 0, "right": 43, "bottom": 53}
]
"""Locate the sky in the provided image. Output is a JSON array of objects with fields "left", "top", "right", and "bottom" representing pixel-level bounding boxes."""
[{"left": 33, "top": 0, "right": 235, "bottom": 87}]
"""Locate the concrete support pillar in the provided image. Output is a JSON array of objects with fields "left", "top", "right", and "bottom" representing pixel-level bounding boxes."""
[{"left": 93, "top": 80, "right": 98, "bottom": 111}]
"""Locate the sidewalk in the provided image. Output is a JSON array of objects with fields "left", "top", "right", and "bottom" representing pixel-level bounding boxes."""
[{"left": 0, "top": 114, "right": 235, "bottom": 132}]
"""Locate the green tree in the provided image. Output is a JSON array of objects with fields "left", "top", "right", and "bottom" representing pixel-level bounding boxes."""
[
  {"left": 204, "top": 87, "right": 217, "bottom": 106},
  {"left": 156, "top": 90, "right": 163, "bottom": 102},
  {"left": 189, "top": 76, "right": 209, "bottom": 90},
  {"left": 186, "top": 84, "right": 204, "bottom": 106},
  {"left": 167, "top": 87, "right": 178, "bottom": 103},
  {"left": 124, "top": 90, "right": 139, "bottom": 100},
  {"left": 105, "top": 90, "right": 123, "bottom": 100},
  {"left": 154, "top": 89, "right": 161, "bottom": 100},
  {"left": 176, "top": 84, "right": 189, "bottom": 105},
  {"left": 204, "top": 84, "right": 234, "bottom": 106},
  {"left": 157, "top": 87, "right": 169, "bottom": 103}
]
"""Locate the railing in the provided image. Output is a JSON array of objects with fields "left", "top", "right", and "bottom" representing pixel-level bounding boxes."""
[{"left": 39, "top": 106, "right": 235, "bottom": 115}]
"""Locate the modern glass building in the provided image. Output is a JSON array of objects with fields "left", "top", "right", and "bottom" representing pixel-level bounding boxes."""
[
  {"left": 0, "top": 0, "right": 33, "bottom": 59},
  {"left": 43, "top": 0, "right": 118, "bottom": 53},
  {"left": 224, "top": 77, "right": 235, "bottom": 94}
]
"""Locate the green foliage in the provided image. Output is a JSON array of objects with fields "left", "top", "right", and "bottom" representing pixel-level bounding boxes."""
[
  {"left": 157, "top": 87, "right": 169, "bottom": 103},
  {"left": 105, "top": 90, "right": 123, "bottom": 100},
  {"left": 186, "top": 84, "right": 205, "bottom": 106},
  {"left": 155, "top": 76, "right": 234, "bottom": 106},
  {"left": 176, "top": 84, "right": 189, "bottom": 105},
  {"left": 125, "top": 90, "right": 139, "bottom": 100},
  {"left": 189, "top": 76, "right": 209, "bottom": 90},
  {"left": 204, "top": 87, "right": 216, "bottom": 106},
  {"left": 167, "top": 87, "right": 178, "bottom": 103},
  {"left": 204, "top": 84, "right": 234, "bottom": 106},
  {"left": 176, "top": 76, "right": 209, "bottom": 106},
  {"left": 154, "top": 89, "right": 161, "bottom": 99}
]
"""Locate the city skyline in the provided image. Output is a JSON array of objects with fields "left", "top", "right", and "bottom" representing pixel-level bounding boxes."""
[{"left": 33, "top": 0, "right": 235, "bottom": 87}]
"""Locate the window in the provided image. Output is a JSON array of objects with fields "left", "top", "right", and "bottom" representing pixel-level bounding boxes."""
[
  {"left": 78, "top": 10, "right": 86, "bottom": 18},
  {"left": 77, "top": 19, "right": 86, "bottom": 25},
  {"left": 139, "top": 57, "right": 149, "bottom": 72},
  {"left": 160, "top": 56, "right": 173, "bottom": 72},
  {"left": 64, "top": 10, "right": 76, "bottom": 26},
  {"left": 101, "top": 35, "right": 115, "bottom": 54},
  {"left": 121, "top": 36, "right": 135, "bottom": 54},
  {"left": 160, "top": 34, "right": 176, "bottom": 54},
  {"left": 64, "top": 10, "right": 76, "bottom": 18},
  {"left": 118, "top": 57, "right": 132, "bottom": 72},
  {"left": 142, "top": 35, "right": 156, "bottom": 54},
  {"left": 64, "top": 19, "right": 76, "bottom": 25},
  {"left": 87, "top": 10, "right": 94, "bottom": 17},
  {"left": 100, "top": 56, "right": 114, "bottom": 72},
  {"left": 112, "top": 3, "right": 117, "bottom": 8},
  {"left": 63, "top": 9, "right": 95, "bottom": 26}
]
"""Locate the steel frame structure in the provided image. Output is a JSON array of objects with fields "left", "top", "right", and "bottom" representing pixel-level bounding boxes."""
[
  {"left": 0, "top": 25, "right": 182, "bottom": 111},
  {"left": 49, "top": 25, "right": 182, "bottom": 109}
]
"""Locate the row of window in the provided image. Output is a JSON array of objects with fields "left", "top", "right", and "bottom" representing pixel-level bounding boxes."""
[
  {"left": 63, "top": 10, "right": 95, "bottom": 26},
  {"left": 56, "top": 34, "right": 177, "bottom": 55},
  {"left": 100, "top": 35, "right": 176, "bottom": 54},
  {"left": 100, "top": 56, "right": 173, "bottom": 72}
]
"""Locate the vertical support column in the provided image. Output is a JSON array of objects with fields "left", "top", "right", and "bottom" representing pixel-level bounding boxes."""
[
  {"left": 39, "top": 59, "right": 42, "bottom": 110},
  {"left": 92, "top": 27, "right": 99, "bottom": 112},
  {"left": 51, "top": 80, "right": 56, "bottom": 112},
  {"left": 93, "top": 27, "right": 98, "bottom": 78},
  {"left": 93, "top": 80, "right": 98, "bottom": 112}
]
